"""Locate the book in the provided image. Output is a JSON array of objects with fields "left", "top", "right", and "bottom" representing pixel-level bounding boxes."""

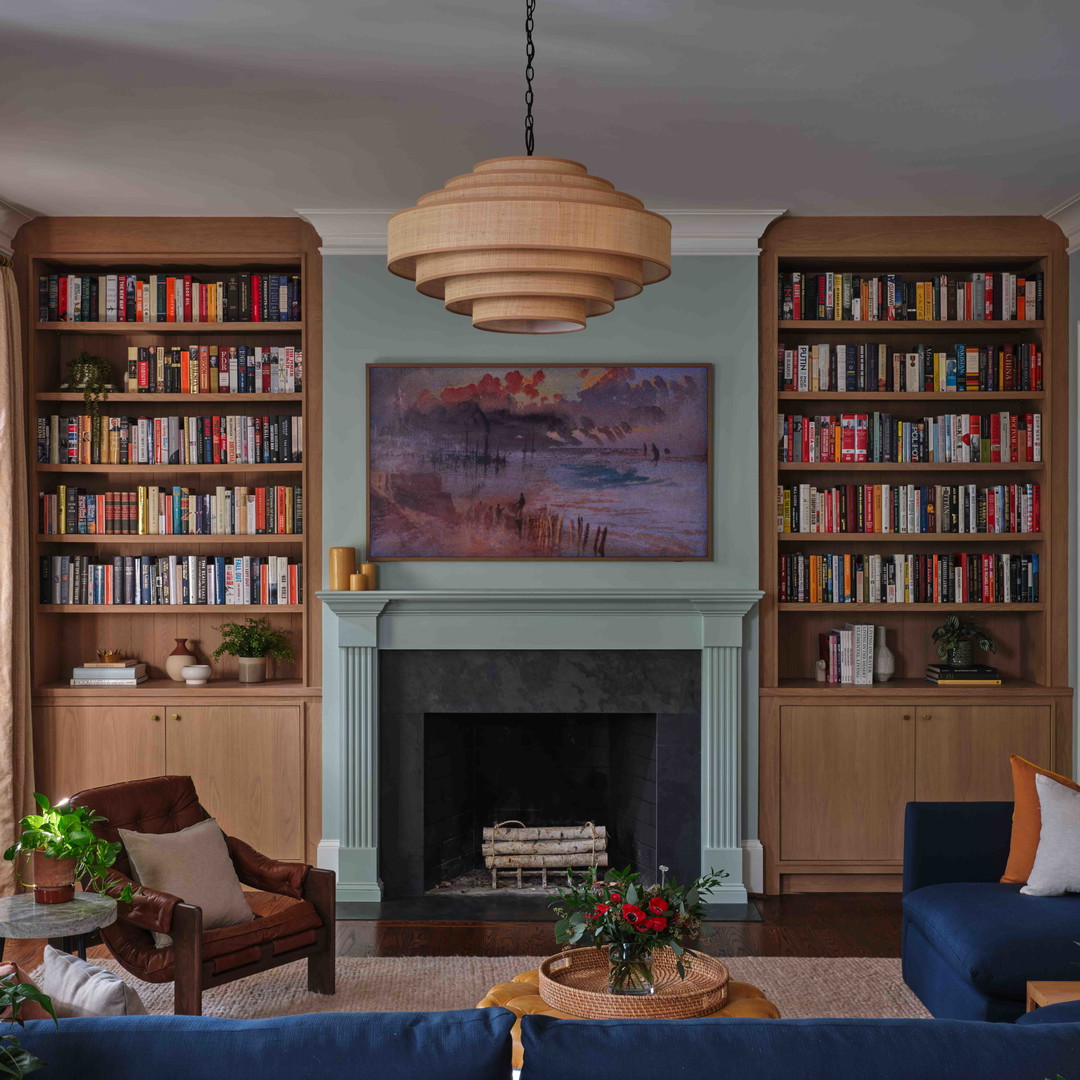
[
  {"left": 69, "top": 676, "right": 149, "bottom": 687},
  {"left": 80, "top": 660, "right": 139, "bottom": 668},
  {"left": 925, "top": 676, "right": 1002, "bottom": 686},
  {"left": 72, "top": 664, "right": 147, "bottom": 680},
  {"left": 925, "top": 664, "right": 998, "bottom": 675}
]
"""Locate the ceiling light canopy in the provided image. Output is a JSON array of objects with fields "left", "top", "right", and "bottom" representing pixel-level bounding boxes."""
[{"left": 386, "top": 2, "right": 671, "bottom": 334}]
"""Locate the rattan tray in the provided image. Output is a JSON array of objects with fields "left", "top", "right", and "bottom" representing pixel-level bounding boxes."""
[{"left": 538, "top": 946, "right": 729, "bottom": 1019}]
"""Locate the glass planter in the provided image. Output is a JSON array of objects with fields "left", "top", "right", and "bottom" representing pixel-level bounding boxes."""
[{"left": 608, "top": 941, "right": 655, "bottom": 996}]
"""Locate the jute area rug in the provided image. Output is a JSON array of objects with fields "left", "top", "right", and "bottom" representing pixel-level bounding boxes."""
[{"left": 77, "top": 956, "right": 929, "bottom": 1020}]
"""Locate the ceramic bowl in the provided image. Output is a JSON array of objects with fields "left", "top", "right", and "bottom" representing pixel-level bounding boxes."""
[{"left": 180, "top": 664, "right": 212, "bottom": 686}]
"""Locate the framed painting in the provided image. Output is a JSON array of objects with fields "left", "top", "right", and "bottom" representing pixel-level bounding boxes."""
[{"left": 366, "top": 363, "right": 712, "bottom": 560}]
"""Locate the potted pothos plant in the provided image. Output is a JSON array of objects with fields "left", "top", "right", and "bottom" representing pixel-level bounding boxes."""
[
  {"left": 0, "top": 973, "right": 57, "bottom": 1079},
  {"left": 212, "top": 616, "right": 294, "bottom": 684},
  {"left": 4, "top": 794, "right": 133, "bottom": 905},
  {"left": 62, "top": 352, "right": 113, "bottom": 420},
  {"left": 551, "top": 864, "right": 728, "bottom": 996},
  {"left": 932, "top": 615, "right": 996, "bottom": 668}
]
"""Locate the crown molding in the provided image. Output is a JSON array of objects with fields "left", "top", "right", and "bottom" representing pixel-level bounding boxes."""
[
  {"left": 1045, "top": 192, "right": 1080, "bottom": 255},
  {"left": 0, "top": 197, "right": 35, "bottom": 257},
  {"left": 296, "top": 207, "right": 786, "bottom": 257}
]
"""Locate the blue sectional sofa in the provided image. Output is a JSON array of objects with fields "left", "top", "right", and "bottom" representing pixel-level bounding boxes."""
[
  {"left": 17, "top": 1008, "right": 1080, "bottom": 1080},
  {"left": 903, "top": 800, "right": 1080, "bottom": 1022}
]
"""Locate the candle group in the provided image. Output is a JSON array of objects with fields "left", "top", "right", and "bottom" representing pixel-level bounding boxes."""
[{"left": 329, "top": 547, "right": 379, "bottom": 591}]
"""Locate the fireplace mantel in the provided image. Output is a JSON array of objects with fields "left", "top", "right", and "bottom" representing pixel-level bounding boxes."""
[{"left": 318, "top": 588, "right": 762, "bottom": 903}]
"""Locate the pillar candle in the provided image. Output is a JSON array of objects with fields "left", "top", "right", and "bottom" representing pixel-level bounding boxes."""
[
  {"left": 329, "top": 547, "right": 356, "bottom": 591},
  {"left": 349, "top": 572, "right": 370, "bottom": 591},
  {"left": 360, "top": 562, "right": 378, "bottom": 590}
]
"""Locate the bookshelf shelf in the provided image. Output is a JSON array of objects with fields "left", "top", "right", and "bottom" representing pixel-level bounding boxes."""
[
  {"left": 37, "top": 604, "right": 304, "bottom": 614},
  {"left": 36, "top": 322, "right": 303, "bottom": 334},
  {"left": 777, "top": 461, "right": 1043, "bottom": 472},
  {"left": 778, "top": 320, "right": 1043, "bottom": 331},
  {"left": 777, "top": 391, "right": 1045, "bottom": 402},
  {"left": 776, "top": 532, "right": 1044, "bottom": 543},
  {"left": 776, "top": 602, "right": 1044, "bottom": 613},
  {"left": 38, "top": 392, "right": 303, "bottom": 403},
  {"left": 758, "top": 216, "right": 1071, "bottom": 895},
  {"left": 38, "top": 534, "right": 302, "bottom": 545},
  {"left": 38, "top": 463, "right": 302, "bottom": 474},
  {"left": 36, "top": 678, "right": 311, "bottom": 702}
]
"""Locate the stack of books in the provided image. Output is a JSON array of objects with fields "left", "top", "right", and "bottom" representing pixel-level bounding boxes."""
[
  {"left": 925, "top": 664, "right": 1001, "bottom": 686},
  {"left": 70, "top": 661, "right": 148, "bottom": 687},
  {"left": 819, "top": 624, "right": 877, "bottom": 685}
]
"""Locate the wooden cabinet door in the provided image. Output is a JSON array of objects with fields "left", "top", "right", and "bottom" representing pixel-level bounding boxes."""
[
  {"left": 33, "top": 706, "right": 166, "bottom": 804},
  {"left": 165, "top": 706, "right": 304, "bottom": 860},
  {"left": 780, "top": 705, "right": 915, "bottom": 861},
  {"left": 914, "top": 704, "right": 1052, "bottom": 802}
]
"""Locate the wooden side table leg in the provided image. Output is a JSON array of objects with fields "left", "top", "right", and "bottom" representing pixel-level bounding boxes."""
[{"left": 76, "top": 935, "right": 87, "bottom": 961}]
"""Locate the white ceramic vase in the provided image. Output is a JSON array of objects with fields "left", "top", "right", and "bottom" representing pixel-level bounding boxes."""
[
  {"left": 165, "top": 638, "right": 196, "bottom": 682},
  {"left": 873, "top": 625, "right": 895, "bottom": 682}
]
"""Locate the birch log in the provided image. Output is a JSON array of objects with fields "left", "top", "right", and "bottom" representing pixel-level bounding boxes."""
[
  {"left": 484, "top": 853, "right": 609, "bottom": 869},
  {"left": 482, "top": 825, "right": 607, "bottom": 842},
  {"left": 486, "top": 839, "right": 606, "bottom": 855}
]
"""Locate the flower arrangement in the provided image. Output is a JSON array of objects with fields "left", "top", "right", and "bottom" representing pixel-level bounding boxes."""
[{"left": 551, "top": 864, "right": 728, "bottom": 994}]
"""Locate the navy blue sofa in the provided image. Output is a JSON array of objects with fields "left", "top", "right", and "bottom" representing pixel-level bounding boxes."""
[
  {"left": 17, "top": 1008, "right": 1080, "bottom": 1080},
  {"left": 903, "top": 800, "right": 1080, "bottom": 1022}
]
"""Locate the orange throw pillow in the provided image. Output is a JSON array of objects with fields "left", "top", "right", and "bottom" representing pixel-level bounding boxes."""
[{"left": 1001, "top": 755, "right": 1080, "bottom": 883}]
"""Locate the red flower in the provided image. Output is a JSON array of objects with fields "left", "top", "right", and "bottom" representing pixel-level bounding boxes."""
[
  {"left": 621, "top": 904, "right": 647, "bottom": 925},
  {"left": 647, "top": 897, "right": 669, "bottom": 915},
  {"left": 647, "top": 916, "right": 667, "bottom": 932},
  {"left": 609, "top": 892, "right": 622, "bottom": 903},
  {"left": 594, "top": 903, "right": 610, "bottom": 915},
  {"left": 634, "top": 922, "right": 651, "bottom": 932}
]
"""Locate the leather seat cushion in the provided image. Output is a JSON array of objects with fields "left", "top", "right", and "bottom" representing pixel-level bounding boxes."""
[{"left": 104, "top": 891, "right": 322, "bottom": 983}]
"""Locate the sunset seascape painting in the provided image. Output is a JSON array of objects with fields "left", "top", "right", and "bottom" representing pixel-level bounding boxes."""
[{"left": 367, "top": 364, "right": 711, "bottom": 559}]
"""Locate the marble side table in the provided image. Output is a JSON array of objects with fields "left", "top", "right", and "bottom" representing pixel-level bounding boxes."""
[{"left": 0, "top": 893, "right": 117, "bottom": 962}]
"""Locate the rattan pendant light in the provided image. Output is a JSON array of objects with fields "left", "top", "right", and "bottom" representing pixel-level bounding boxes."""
[{"left": 386, "top": 0, "right": 671, "bottom": 334}]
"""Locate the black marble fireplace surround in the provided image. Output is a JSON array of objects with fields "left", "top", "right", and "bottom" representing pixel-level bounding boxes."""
[{"left": 379, "top": 650, "right": 701, "bottom": 899}]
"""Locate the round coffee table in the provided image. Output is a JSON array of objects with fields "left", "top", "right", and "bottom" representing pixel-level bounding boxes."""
[
  {"left": 477, "top": 965, "right": 781, "bottom": 1068},
  {"left": 0, "top": 892, "right": 117, "bottom": 962}
]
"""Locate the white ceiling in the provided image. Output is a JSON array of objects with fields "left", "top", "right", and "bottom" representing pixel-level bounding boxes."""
[{"left": 2, "top": 0, "right": 1079, "bottom": 219}]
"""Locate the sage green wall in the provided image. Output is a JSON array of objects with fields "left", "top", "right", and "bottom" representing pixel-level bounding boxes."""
[
  {"left": 321, "top": 254, "right": 762, "bottom": 838},
  {"left": 1069, "top": 251, "right": 1078, "bottom": 774}
]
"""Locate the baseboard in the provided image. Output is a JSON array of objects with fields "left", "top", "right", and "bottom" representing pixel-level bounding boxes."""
[{"left": 741, "top": 839, "right": 764, "bottom": 895}]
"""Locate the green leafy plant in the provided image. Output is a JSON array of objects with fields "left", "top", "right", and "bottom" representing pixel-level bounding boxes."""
[
  {"left": 4, "top": 793, "right": 133, "bottom": 902},
  {"left": 551, "top": 864, "right": 728, "bottom": 988},
  {"left": 63, "top": 352, "right": 112, "bottom": 420},
  {"left": 932, "top": 615, "right": 995, "bottom": 665},
  {"left": 0, "top": 973, "right": 57, "bottom": 1079},
  {"left": 212, "top": 616, "right": 295, "bottom": 662}
]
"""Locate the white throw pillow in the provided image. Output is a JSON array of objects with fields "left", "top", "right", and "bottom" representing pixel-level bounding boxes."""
[
  {"left": 1021, "top": 773, "right": 1080, "bottom": 897},
  {"left": 38, "top": 945, "right": 147, "bottom": 1018},
  {"left": 119, "top": 817, "right": 254, "bottom": 947}
]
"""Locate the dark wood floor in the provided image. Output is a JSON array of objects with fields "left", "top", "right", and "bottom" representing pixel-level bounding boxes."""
[{"left": 3, "top": 894, "right": 902, "bottom": 969}]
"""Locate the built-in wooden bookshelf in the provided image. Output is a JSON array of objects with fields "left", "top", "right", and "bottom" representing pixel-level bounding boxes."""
[
  {"left": 757, "top": 217, "right": 1072, "bottom": 895},
  {"left": 14, "top": 218, "right": 323, "bottom": 862}
]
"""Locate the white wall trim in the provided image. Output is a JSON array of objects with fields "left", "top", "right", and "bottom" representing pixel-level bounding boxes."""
[
  {"left": 1045, "top": 193, "right": 1080, "bottom": 255},
  {"left": 741, "top": 839, "right": 764, "bottom": 896},
  {"left": 296, "top": 208, "right": 786, "bottom": 257},
  {"left": 0, "top": 197, "right": 35, "bottom": 258}
]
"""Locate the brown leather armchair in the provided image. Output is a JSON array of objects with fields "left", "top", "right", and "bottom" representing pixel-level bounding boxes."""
[{"left": 71, "top": 775, "right": 335, "bottom": 1016}]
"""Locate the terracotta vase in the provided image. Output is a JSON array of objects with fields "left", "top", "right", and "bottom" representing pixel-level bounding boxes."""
[
  {"left": 237, "top": 656, "right": 266, "bottom": 684},
  {"left": 165, "top": 638, "right": 196, "bottom": 682},
  {"left": 31, "top": 851, "right": 76, "bottom": 904}
]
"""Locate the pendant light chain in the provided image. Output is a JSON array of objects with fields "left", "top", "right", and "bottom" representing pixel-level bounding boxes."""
[{"left": 524, "top": 0, "right": 536, "bottom": 155}]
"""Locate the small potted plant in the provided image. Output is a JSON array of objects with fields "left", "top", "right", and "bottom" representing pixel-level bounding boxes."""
[
  {"left": 932, "top": 615, "right": 996, "bottom": 668},
  {"left": 0, "top": 972, "right": 57, "bottom": 1078},
  {"left": 62, "top": 352, "right": 113, "bottom": 420},
  {"left": 212, "top": 616, "right": 294, "bottom": 684},
  {"left": 551, "top": 864, "right": 728, "bottom": 996},
  {"left": 4, "top": 794, "right": 133, "bottom": 905}
]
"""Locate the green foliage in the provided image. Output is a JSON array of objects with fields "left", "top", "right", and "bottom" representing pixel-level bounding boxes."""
[
  {"left": 211, "top": 617, "right": 295, "bottom": 661},
  {"left": 550, "top": 864, "right": 729, "bottom": 981},
  {"left": 931, "top": 614, "right": 996, "bottom": 663},
  {"left": 3, "top": 793, "right": 133, "bottom": 903},
  {"left": 0, "top": 970, "right": 57, "bottom": 1078},
  {"left": 63, "top": 352, "right": 112, "bottom": 420}
]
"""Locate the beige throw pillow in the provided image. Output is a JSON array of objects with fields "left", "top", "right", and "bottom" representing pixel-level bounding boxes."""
[
  {"left": 38, "top": 945, "right": 147, "bottom": 1018},
  {"left": 119, "top": 817, "right": 254, "bottom": 947},
  {"left": 1021, "top": 773, "right": 1080, "bottom": 897}
]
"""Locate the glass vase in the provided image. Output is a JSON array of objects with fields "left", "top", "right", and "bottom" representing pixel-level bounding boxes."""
[{"left": 608, "top": 941, "right": 656, "bottom": 996}]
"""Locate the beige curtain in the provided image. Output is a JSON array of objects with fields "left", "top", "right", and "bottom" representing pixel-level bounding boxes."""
[{"left": 0, "top": 256, "right": 33, "bottom": 894}]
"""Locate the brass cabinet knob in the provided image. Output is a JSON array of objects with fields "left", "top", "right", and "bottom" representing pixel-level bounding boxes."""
[
  {"left": 902, "top": 714, "right": 911, "bottom": 721},
  {"left": 921, "top": 714, "right": 931, "bottom": 721},
  {"left": 170, "top": 713, "right": 180, "bottom": 721},
  {"left": 151, "top": 714, "right": 160, "bottom": 722}
]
